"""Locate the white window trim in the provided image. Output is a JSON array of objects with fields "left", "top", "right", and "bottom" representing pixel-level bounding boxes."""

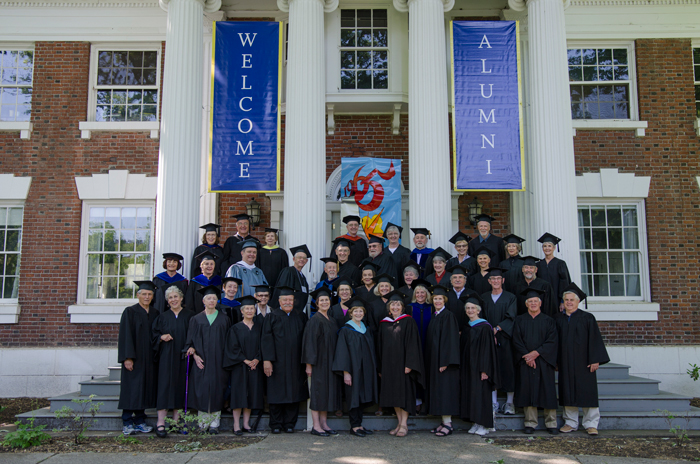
[
  {"left": 0, "top": 42, "right": 35, "bottom": 139},
  {"left": 70, "top": 170, "right": 157, "bottom": 324},
  {"left": 567, "top": 41, "right": 647, "bottom": 136},
  {"left": 691, "top": 41, "right": 700, "bottom": 136},
  {"left": 80, "top": 42, "right": 162, "bottom": 140}
]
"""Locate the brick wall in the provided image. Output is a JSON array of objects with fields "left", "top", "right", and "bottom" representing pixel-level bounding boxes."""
[{"left": 574, "top": 39, "right": 700, "bottom": 344}]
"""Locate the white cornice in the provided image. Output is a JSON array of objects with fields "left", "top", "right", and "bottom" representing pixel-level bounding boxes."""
[
  {"left": 0, "top": 1, "right": 159, "bottom": 7},
  {"left": 571, "top": 0, "right": 700, "bottom": 5}
]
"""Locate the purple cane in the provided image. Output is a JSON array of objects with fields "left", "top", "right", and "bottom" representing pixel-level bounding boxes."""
[{"left": 184, "top": 354, "right": 190, "bottom": 414}]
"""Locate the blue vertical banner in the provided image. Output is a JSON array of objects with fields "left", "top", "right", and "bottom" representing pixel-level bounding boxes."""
[
  {"left": 209, "top": 21, "right": 282, "bottom": 192},
  {"left": 451, "top": 21, "right": 525, "bottom": 191},
  {"left": 340, "top": 158, "right": 402, "bottom": 237}
]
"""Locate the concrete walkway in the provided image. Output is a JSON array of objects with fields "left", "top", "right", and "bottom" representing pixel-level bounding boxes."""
[{"left": 0, "top": 431, "right": 689, "bottom": 464}]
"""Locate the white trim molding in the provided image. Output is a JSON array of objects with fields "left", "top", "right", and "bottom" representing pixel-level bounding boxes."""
[
  {"left": 75, "top": 170, "right": 157, "bottom": 200},
  {"left": 0, "top": 303, "right": 21, "bottom": 324},
  {"left": 0, "top": 1, "right": 159, "bottom": 7},
  {"left": 66, "top": 304, "right": 127, "bottom": 324},
  {"left": 576, "top": 168, "right": 651, "bottom": 198},
  {"left": 0, "top": 174, "right": 32, "bottom": 200},
  {"left": 0, "top": 122, "right": 33, "bottom": 140},
  {"left": 79, "top": 121, "right": 159, "bottom": 140},
  {"left": 572, "top": 119, "right": 648, "bottom": 137},
  {"left": 588, "top": 302, "right": 660, "bottom": 321}
]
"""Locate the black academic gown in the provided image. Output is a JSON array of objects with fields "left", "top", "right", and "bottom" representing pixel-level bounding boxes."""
[
  {"left": 272, "top": 267, "right": 309, "bottom": 313},
  {"left": 322, "top": 261, "right": 362, "bottom": 288},
  {"left": 371, "top": 250, "right": 398, "bottom": 282},
  {"left": 152, "top": 308, "right": 194, "bottom": 410},
  {"left": 512, "top": 311, "right": 558, "bottom": 410},
  {"left": 331, "top": 235, "right": 369, "bottom": 268},
  {"left": 397, "top": 285, "right": 414, "bottom": 305},
  {"left": 191, "top": 244, "right": 225, "bottom": 279},
  {"left": 387, "top": 245, "right": 411, "bottom": 287},
  {"left": 467, "top": 234, "right": 505, "bottom": 267},
  {"left": 410, "top": 248, "right": 434, "bottom": 277},
  {"left": 480, "top": 290, "right": 517, "bottom": 392},
  {"left": 537, "top": 257, "right": 571, "bottom": 304},
  {"left": 459, "top": 320, "right": 500, "bottom": 428},
  {"left": 355, "top": 284, "right": 378, "bottom": 304},
  {"left": 185, "top": 274, "right": 222, "bottom": 314},
  {"left": 301, "top": 312, "right": 342, "bottom": 412},
  {"left": 468, "top": 270, "right": 492, "bottom": 296},
  {"left": 118, "top": 303, "right": 158, "bottom": 410},
  {"left": 217, "top": 298, "right": 242, "bottom": 325},
  {"left": 332, "top": 323, "right": 378, "bottom": 409},
  {"left": 369, "top": 298, "right": 389, "bottom": 335},
  {"left": 501, "top": 255, "right": 525, "bottom": 294},
  {"left": 260, "top": 308, "right": 309, "bottom": 404},
  {"left": 556, "top": 309, "right": 610, "bottom": 408},
  {"left": 259, "top": 247, "right": 289, "bottom": 292},
  {"left": 515, "top": 278, "right": 558, "bottom": 317},
  {"left": 330, "top": 302, "right": 369, "bottom": 328},
  {"left": 184, "top": 310, "right": 231, "bottom": 413},
  {"left": 425, "top": 271, "right": 453, "bottom": 290},
  {"left": 424, "top": 309, "right": 461, "bottom": 416},
  {"left": 447, "top": 256, "right": 478, "bottom": 275},
  {"left": 152, "top": 273, "right": 189, "bottom": 314},
  {"left": 446, "top": 288, "right": 470, "bottom": 331},
  {"left": 223, "top": 320, "right": 265, "bottom": 410},
  {"left": 377, "top": 314, "right": 425, "bottom": 414},
  {"left": 221, "top": 234, "right": 257, "bottom": 274}
]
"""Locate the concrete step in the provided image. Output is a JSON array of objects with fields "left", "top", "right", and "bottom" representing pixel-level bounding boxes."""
[
  {"left": 18, "top": 406, "right": 700, "bottom": 432},
  {"left": 599, "top": 391, "right": 693, "bottom": 412},
  {"left": 80, "top": 377, "right": 121, "bottom": 397},
  {"left": 584, "top": 376, "right": 660, "bottom": 396},
  {"left": 108, "top": 366, "right": 121, "bottom": 381},
  {"left": 595, "top": 363, "right": 632, "bottom": 380},
  {"left": 48, "top": 392, "right": 120, "bottom": 413}
]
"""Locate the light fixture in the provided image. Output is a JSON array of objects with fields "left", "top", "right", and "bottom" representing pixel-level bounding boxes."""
[
  {"left": 245, "top": 197, "right": 261, "bottom": 228},
  {"left": 468, "top": 196, "right": 483, "bottom": 225}
]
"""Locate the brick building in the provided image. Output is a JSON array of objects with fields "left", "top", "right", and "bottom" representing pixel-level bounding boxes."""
[{"left": 0, "top": 0, "right": 699, "bottom": 398}]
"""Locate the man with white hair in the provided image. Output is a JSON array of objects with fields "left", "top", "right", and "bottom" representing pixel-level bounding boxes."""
[
  {"left": 367, "top": 234, "right": 398, "bottom": 282},
  {"left": 383, "top": 222, "right": 411, "bottom": 286},
  {"left": 514, "top": 256, "right": 557, "bottom": 317},
  {"left": 225, "top": 240, "right": 268, "bottom": 297},
  {"left": 273, "top": 244, "right": 312, "bottom": 313},
  {"left": 557, "top": 282, "right": 609, "bottom": 436}
]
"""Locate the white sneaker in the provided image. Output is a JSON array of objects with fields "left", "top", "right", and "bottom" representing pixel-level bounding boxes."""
[
  {"left": 503, "top": 403, "right": 516, "bottom": 415},
  {"left": 492, "top": 403, "right": 500, "bottom": 414},
  {"left": 474, "top": 425, "right": 489, "bottom": 436},
  {"left": 468, "top": 423, "right": 478, "bottom": 434}
]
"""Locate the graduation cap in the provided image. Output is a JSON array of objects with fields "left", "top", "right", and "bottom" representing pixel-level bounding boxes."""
[
  {"left": 332, "top": 236, "right": 355, "bottom": 249},
  {"left": 562, "top": 282, "right": 587, "bottom": 309},
  {"left": 486, "top": 267, "right": 506, "bottom": 278},
  {"left": 402, "top": 260, "right": 423, "bottom": 275},
  {"left": 521, "top": 255, "right": 540, "bottom": 267},
  {"left": 200, "top": 223, "right": 221, "bottom": 236},
  {"left": 134, "top": 280, "right": 157, "bottom": 292},
  {"left": 410, "top": 278, "right": 431, "bottom": 290},
  {"left": 252, "top": 284, "right": 272, "bottom": 294},
  {"left": 449, "top": 231, "right": 472, "bottom": 245},
  {"left": 236, "top": 295, "right": 259, "bottom": 307},
  {"left": 384, "top": 290, "right": 406, "bottom": 302},
  {"left": 447, "top": 264, "right": 468, "bottom": 276},
  {"left": 474, "top": 246, "right": 495, "bottom": 258},
  {"left": 195, "top": 250, "right": 218, "bottom": 262},
  {"left": 521, "top": 287, "right": 546, "bottom": 302},
  {"left": 162, "top": 252, "right": 184, "bottom": 262},
  {"left": 346, "top": 296, "right": 367, "bottom": 310},
  {"left": 367, "top": 234, "right": 384, "bottom": 245},
  {"left": 428, "top": 246, "right": 452, "bottom": 262},
  {"left": 473, "top": 213, "right": 495, "bottom": 224},
  {"left": 503, "top": 233, "right": 526, "bottom": 245},
  {"left": 222, "top": 276, "right": 242, "bottom": 287},
  {"left": 430, "top": 285, "right": 450, "bottom": 297},
  {"left": 276, "top": 285, "right": 296, "bottom": 297},
  {"left": 334, "top": 279, "right": 355, "bottom": 291},
  {"left": 373, "top": 273, "right": 395, "bottom": 285},
  {"left": 360, "top": 260, "right": 379, "bottom": 274},
  {"left": 538, "top": 232, "right": 562, "bottom": 252},
  {"left": 464, "top": 292, "right": 484, "bottom": 308},
  {"left": 382, "top": 222, "right": 403, "bottom": 238},
  {"left": 410, "top": 228, "right": 431, "bottom": 238},
  {"left": 197, "top": 285, "right": 221, "bottom": 298},
  {"left": 290, "top": 244, "right": 311, "bottom": 258},
  {"left": 310, "top": 285, "right": 333, "bottom": 301},
  {"left": 342, "top": 215, "right": 362, "bottom": 225},
  {"left": 264, "top": 227, "right": 280, "bottom": 234},
  {"left": 240, "top": 239, "right": 260, "bottom": 250},
  {"left": 320, "top": 257, "right": 338, "bottom": 266},
  {"left": 233, "top": 213, "right": 252, "bottom": 222}
]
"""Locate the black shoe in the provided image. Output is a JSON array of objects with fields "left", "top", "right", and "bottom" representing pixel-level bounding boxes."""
[
  {"left": 523, "top": 427, "right": 535, "bottom": 434},
  {"left": 233, "top": 429, "right": 243, "bottom": 436},
  {"left": 310, "top": 428, "right": 330, "bottom": 437},
  {"left": 284, "top": 427, "right": 294, "bottom": 433},
  {"left": 271, "top": 428, "right": 282, "bottom": 434},
  {"left": 155, "top": 425, "right": 167, "bottom": 438},
  {"left": 324, "top": 429, "right": 339, "bottom": 435},
  {"left": 208, "top": 427, "right": 219, "bottom": 435},
  {"left": 350, "top": 428, "right": 366, "bottom": 437},
  {"left": 547, "top": 427, "right": 559, "bottom": 435},
  {"left": 360, "top": 428, "right": 373, "bottom": 435},
  {"left": 241, "top": 427, "right": 252, "bottom": 433}
]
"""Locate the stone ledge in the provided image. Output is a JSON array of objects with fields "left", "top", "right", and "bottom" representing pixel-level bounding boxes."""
[
  {"left": 78, "top": 121, "right": 159, "bottom": 140},
  {"left": 588, "top": 302, "right": 660, "bottom": 321},
  {"left": 572, "top": 119, "right": 648, "bottom": 137}
]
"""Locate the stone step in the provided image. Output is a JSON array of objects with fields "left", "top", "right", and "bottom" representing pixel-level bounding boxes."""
[
  {"left": 80, "top": 377, "right": 121, "bottom": 397},
  {"left": 18, "top": 406, "right": 700, "bottom": 432},
  {"left": 48, "top": 392, "right": 121, "bottom": 413},
  {"left": 108, "top": 366, "right": 121, "bottom": 381},
  {"left": 590, "top": 363, "right": 631, "bottom": 380},
  {"left": 587, "top": 375, "right": 660, "bottom": 396},
  {"left": 599, "top": 391, "right": 693, "bottom": 413}
]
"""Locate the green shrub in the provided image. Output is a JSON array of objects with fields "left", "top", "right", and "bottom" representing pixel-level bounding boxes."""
[{"left": 2, "top": 417, "right": 51, "bottom": 449}]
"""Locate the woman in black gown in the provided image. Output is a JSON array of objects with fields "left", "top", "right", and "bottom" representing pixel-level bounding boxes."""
[
  {"left": 301, "top": 286, "right": 341, "bottom": 437},
  {"left": 329, "top": 279, "right": 355, "bottom": 327},
  {"left": 153, "top": 253, "right": 189, "bottom": 314},
  {"left": 191, "top": 223, "right": 224, "bottom": 278},
  {"left": 468, "top": 246, "right": 494, "bottom": 295},
  {"left": 536, "top": 233, "right": 571, "bottom": 312},
  {"left": 377, "top": 292, "right": 424, "bottom": 438},
  {"left": 152, "top": 286, "right": 194, "bottom": 437},
  {"left": 259, "top": 228, "right": 288, "bottom": 292},
  {"left": 223, "top": 295, "right": 264, "bottom": 435},
  {"left": 355, "top": 261, "right": 379, "bottom": 303},
  {"left": 501, "top": 234, "right": 526, "bottom": 294}
]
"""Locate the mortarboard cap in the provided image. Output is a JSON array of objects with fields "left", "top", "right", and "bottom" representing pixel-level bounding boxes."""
[
  {"left": 475, "top": 246, "right": 495, "bottom": 258},
  {"left": 134, "top": 280, "right": 157, "bottom": 292},
  {"left": 335, "top": 278, "right": 354, "bottom": 290},
  {"left": 403, "top": 260, "right": 423, "bottom": 274},
  {"left": 290, "top": 244, "right": 311, "bottom": 259},
  {"left": 373, "top": 273, "right": 395, "bottom": 285},
  {"left": 538, "top": 232, "right": 562, "bottom": 252},
  {"left": 430, "top": 285, "right": 450, "bottom": 297},
  {"left": 447, "top": 264, "right": 468, "bottom": 276},
  {"left": 382, "top": 222, "right": 403, "bottom": 238},
  {"left": 521, "top": 255, "right": 540, "bottom": 267},
  {"left": 473, "top": 213, "right": 495, "bottom": 224},
  {"left": 429, "top": 246, "right": 452, "bottom": 261},
  {"left": 195, "top": 250, "right": 218, "bottom": 262},
  {"left": 264, "top": 227, "right": 279, "bottom": 234},
  {"left": 320, "top": 257, "right": 338, "bottom": 265},
  {"left": 236, "top": 295, "right": 259, "bottom": 306},
  {"left": 521, "top": 287, "right": 546, "bottom": 301},
  {"left": 241, "top": 240, "right": 260, "bottom": 250},
  {"left": 222, "top": 276, "right": 242, "bottom": 287},
  {"left": 342, "top": 215, "right": 362, "bottom": 225},
  {"left": 465, "top": 292, "right": 484, "bottom": 307},
  {"left": 503, "top": 234, "right": 526, "bottom": 245},
  {"left": 310, "top": 285, "right": 333, "bottom": 301},
  {"left": 360, "top": 260, "right": 379, "bottom": 273},
  {"left": 252, "top": 284, "right": 272, "bottom": 294},
  {"left": 410, "top": 278, "right": 431, "bottom": 290},
  {"left": 276, "top": 285, "right": 295, "bottom": 297},
  {"left": 346, "top": 296, "right": 367, "bottom": 310},
  {"left": 410, "top": 228, "right": 431, "bottom": 238},
  {"left": 233, "top": 213, "right": 252, "bottom": 222},
  {"left": 332, "top": 236, "right": 355, "bottom": 249},
  {"left": 197, "top": 285, "right": 221, "bottom": 298},
  {"left": 384, "top": 290, "right": 406, "bottom": 302},
  {"left": 486, "top": 267, "right": 506, "bottom": 278},
  {"left": 367, "top": 234, "right": 384, "bottom": 245},
  {"left": 163, "top": 252, "right": 184, "bottom": 262},
  {"left": 562, "top": 282, "right": 587, "bottom": 308},
  {"left": 449, "top": 231, "right": 472, "bottom": 244},
  {"left": 199, "top": 223, "right": 221, "bottom": 236}
]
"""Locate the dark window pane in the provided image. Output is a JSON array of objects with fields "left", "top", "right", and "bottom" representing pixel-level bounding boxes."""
[
  {"left": 340, "top": 29, "right": 355, "bottom": 47},
  {"left": 357, "top": 29, "right": 372, "bottom": 47},
  {"left": 5, "top": 230, "right": 20, "bottom": 251},
  {"left": 608, "top": 228, "right": 623, "bottom": 249},
  {"left": 599, "top": 66, "right": 613, "bottom": 81},
  {"left": 591, "top": 208, "right": 606, "bottom": 226},
  {"left": 113, "top": 68, "right": 128, "bottom": 85},
  {"left": 582, "top": 49, "right": 596, "bottom": 65},
  {"left": 113, "top": 51, "right": 127, "bottom": 67},
  {"left": 614, "top": 85, "right": 628, "bottom": 102},
  {"left": 357, "top": 9, "right": 371, "bottom": 27},
  {"left": 127, "top": 69, "right": 142, "bottom": 86},
  {"left": 341, "top": 9, "right": 355, "bottom": 27},
  {"left": 569, "top": 66, "right": 582, "bottom": 81},
  {"left": 592, "top": 229, "right": 607, "bottom": 249},
  {"left": 578, "top": 207, "right": 590, "bottom": 227},
  {"left": 609, "top": 274, "right": 625, "bottom": 296},
  {"left": 142, "top": 105, "right": 157, "bottom": 121},
  {"left": 373, "top": 9, "right": 387, "bottom": 27},
  {"left": 128, "top": 90, "right": 142, "bottom": 104},
  {"left": 615, "top": 102, "right": 629, "bottom": 118},
  {"left": 695, "top": 86, "right": 700, "bottom": 101},
  {"left": 5, "top": 253, "right": 18, "bottom": 274},
  {"left": 341, "top": 51, "right": 355, "bottom": 69},
  {"left": 570, "top": 85, "right": 583, "bottom": 102},
  {"left": 598, "top": 49, "right": 612, "bottom": 65},
  {"left": 614, "top": 66, "right": 628, "bottom": 80},
  {"left": 118, "top": 277, "right": 132, "bottom": 299},
  {"left": 599, "top": 102, "right": 614, "bottom": 119},
  {"left": 128, "top": 51, "right": 143, "bottom": 68},
  {"left": 103, "top": 277, "right": 118, "bottom": 299},
  {"left": 143, "top": 69, "right": 157, "bottom": 86},
  {"left": 609, "top": 251, "right": 623, "bottom": 273},
  {"left": 143, "top": 51, "right": 158, "bottom": 68},
  {"left": 583, "top": 66, "right": 598, "bottom": 81},
  {"left": 625, "top": 275, "right": 641, "bottom": 296},
  {"left": 607, "top": 206, "right": 622, "bottom": 226},
  {"left": 143, "top": 90, "right": 157, "bottom": 104},
  {"left": 357, "top": 70, "right": 371, "bottom": 89},
  {"left": 583, "top": 102, "right": 598, "bottom": 119},
  {"left": 623, "top": 227, "right": 639, "bottom": 249},
  {"left": 340, "top": 71, "right": 355, "bottom": 89},
  {"left": 571, "top": 103, "right": 583, "bottom": 119},
  {"left": 127, "top": 105, "right": 142, "bottom": 121},
  {"left": 373, "top": 70, "right": 388, "bottom": 89},
  {"left": 567, "top": 49, "right": 581, "bottom": 66},
  {"left": 373, "top": 29, "right": 387, "bottom": 48},
  {"left": 593, "top": 274, "right": 609, "bottom": 296},
  {"left": 613, "top": 48, "right": 627, "bottom": 65},
  {"left": 98, "top": 51, "right": 112, "bottom": 67},
  {"left": 622, "top": 207, "right": 638, "bottom": 226},
  {"left": 357, "top": 51, "right": 371, "bottom": 69},
  {"left": 579, "top": 227, "right": 591, "bottom": 249},
  {"left": 4, "top": 276, "right": 18, "bottom": 299},
  {"left": 111, "top": 105, "right": 126, "bottom": 121},
  {"left": 598, "top": 85, "right": 614, "bottom": 101},
  {"left": 373, "top": 51, "right": 387, "bottom": 69},
  {"left": 96, "top": 105, "right": 110, "bottom": 122},
  {"left": 583, "top": 85, "right": 598, "bottom": 101},
  {"left": 103, "top": 253, "right": 118, "bottom": 274},
  {"left": 583, "top": 274, "right": 593, "bottom": 296},
  {"left": 695, "top": 65, "right": 700, "bottom": 82},
  {"left": 97, "top": 68, "right": 112, "bottom": 85}
]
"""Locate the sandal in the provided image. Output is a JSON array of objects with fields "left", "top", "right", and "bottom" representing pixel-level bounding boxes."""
[
  {"left": 430, "top": 423, "right": 445, "bottom": 434},
  {"left": 156, "top": 425, "right": 167, "bottom": 438},
  {"left": 389, "top": 425, "right": 399, "bottom": 436},
  {"left": 395, "top": 426, "right": 408, "bottom": 437},
  {"left": 435, "top": 424, "right": 453, "bottom": 437}
]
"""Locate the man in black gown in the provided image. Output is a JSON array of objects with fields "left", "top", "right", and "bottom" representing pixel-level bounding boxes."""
[
  {"left": 513, "top": 288, "right": 559, "bottom": 435},
  {"left": 221, "top": 213, "right": 257, "bottom": 272},
  {"left": 118, "top": 280, "right": 157, "bottom": 436},
  {"left": 467, "top": 214, "right": 505, "bottom": 267},
  {"left": 557, "top": 282, "right": 609, "bottom": 436},
  {"left": 446, "top": 264, "right": 470, "bottom": 331},
  {"left": 514, "top": 256, "right": 557, "bottom": 317},
  {"left": 273, "top": 244, "right": 311, "bottom": 313},
  {"left": 322, "top": 237, "right": 361, "bottom": 287},
  {"left": 409, "top": 228, "right": 434, "bottom": 276},
  {"left": 185, "top": 251, "right": 222, "bottom": 313},
  {"left": 331, "top": 215, "right": 369, "bottom": 267},
  {"left": 262, "top": 286, "right": 309, "bottom": 433},
  {"left": 367, "top": 234, "right": 398, "bottom": 281},
  {"left": 383, "top": 222, "right": 411, "bottom": 286}
]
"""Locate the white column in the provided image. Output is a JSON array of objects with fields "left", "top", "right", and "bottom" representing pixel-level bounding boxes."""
[
  {"left": 508, "top": 0, "right": 581, "bottom": 284},
  {"left": 278, "top": 0, "right": 337, "bottom": 285},
  {"left": 155, "top": 0, "right": 221, "bottom": 278},
  {"left": 394, "top": 0, "right": 454, "bottom": 251}
]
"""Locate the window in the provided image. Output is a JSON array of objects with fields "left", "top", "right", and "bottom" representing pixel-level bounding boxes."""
[
  {"left": 693, "top": 47, "right": 700, "bottom": 117},
  {"left": 0, "top": 48, "right": 33, "bottom": 122},
  {"left": 568, "top": 46, "right": 633, "bottom": 120},
  {"left": 578, "top": 202, "right": 646, "bottom": 300},
  {"left": 340, "top": 9, "right": 388, "bottom": 90},
  {"left": 91, "top": 46, "right": 160, "bottom": 122},
  {"left": 0, "top": 206, "right": 23, "bottom": 299},
  {"left": 84, "top": 204, "right": 153, "bottom": 301}
]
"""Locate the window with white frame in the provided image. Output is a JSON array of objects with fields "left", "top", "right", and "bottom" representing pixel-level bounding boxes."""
[
  {"left": 0, "top": 48, "right": 33, "bottom": 122},
  {"left": 568, "top": 45, "right": 635, "bottom": 120},
  {"left": 578, "top": 202, "right": 647, "bottom": 300},
  {"left": 83, "top": 203, "right": 154, "bottom": 301},
  {"left": 0, "top": 205, "right": 23, "bottom": 299},
  {"left": 693, "top": 47, "right": 700, "bottom": 117},
  {"left": 340, "top": 9, "right": 388, "bottom": 90},
  {"left": 90, "top": 46, "right": 160, "bottom": 122}
]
